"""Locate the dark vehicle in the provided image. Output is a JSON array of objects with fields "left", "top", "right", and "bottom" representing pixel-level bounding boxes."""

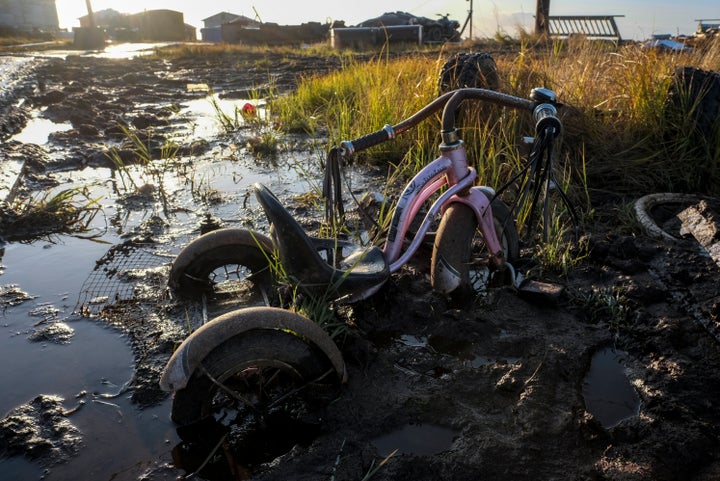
[{"left": 357, "top": 11, "right": 461, "bottom": 42}]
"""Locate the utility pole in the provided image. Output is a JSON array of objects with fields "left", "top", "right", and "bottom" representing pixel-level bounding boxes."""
[
  {"left": 252, "top": 6, "right": 263, "bottom": 24},
  {"left": 468, "top": 0, "right": 472, "bottom": 40},
  {"left": 74, "top": 0, "right": 104, "bottom": 49},
  {"left": 459, "top": 0, "right": 474, "bottom": 40},
  {"left": 85, "top": 0, "right": 95, "bottom": 27},
  {"left": 535, "top": 0, "right": 550, "bottom": 36}
]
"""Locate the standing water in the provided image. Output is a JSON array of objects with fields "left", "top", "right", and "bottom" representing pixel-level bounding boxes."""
[
  {"left": 0, "top": 233, "right": 180, "bottom": 480},
  {"left": 371, "top": 424, "right": 459, "bottom": 457},
  {"left": 0, "top": 44, "right": 381, "bottom": 480},
  {"left": 582, "top": 347, "right": 641, "bottom": 428}
]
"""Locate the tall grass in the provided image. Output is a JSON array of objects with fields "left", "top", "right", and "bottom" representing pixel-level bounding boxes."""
[
  {"left": 270, "top": 36, "right": 720, "bottom": 199},
  {"left": 270, "top": 52, "right": 442, "bottom": 170},
  {"left": 496, "top": 36, "right": 720, "bottom": 196}
]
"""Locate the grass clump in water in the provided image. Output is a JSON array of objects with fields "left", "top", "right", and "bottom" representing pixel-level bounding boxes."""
[{"left": 0, "top": 188, "right": 103, "bottom": 242}]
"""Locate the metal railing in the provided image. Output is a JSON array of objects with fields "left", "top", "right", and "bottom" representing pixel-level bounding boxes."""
[{"left": 548, "top": 15, "right": 623, "bottom": 43}]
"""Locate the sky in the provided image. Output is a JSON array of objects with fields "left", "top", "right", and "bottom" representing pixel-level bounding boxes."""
[{"left": 54, "top": 0, "right": 720, "bottom": 40}]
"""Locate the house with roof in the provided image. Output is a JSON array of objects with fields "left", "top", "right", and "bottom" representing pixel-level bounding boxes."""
[
  {"left": 79, "top": 8, "right": 195, "bottom": 42},
  {"left": 200, "top": 11, "right": 258, "bottom": 42}
]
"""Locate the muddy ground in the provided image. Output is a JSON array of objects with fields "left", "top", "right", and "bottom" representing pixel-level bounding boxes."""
[{"left": 1, "top": 48, "right": 720, "bottom": 481}]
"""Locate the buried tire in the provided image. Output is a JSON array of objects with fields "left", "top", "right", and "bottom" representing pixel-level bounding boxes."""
[
  {"left": 431, "top": 199, "right": 519, "bottom": 301},
  {"left": 171, "top": 327, "right": 341, "bottom": 427},
  {"left": 669, "top": 66, "right": 720, "bottom": 137},
  {"left": 437, "top": 52, "right": 500, "bottom": 95},
  {"left": 168, "top": 228, "right": 275, "bottom": 302}
]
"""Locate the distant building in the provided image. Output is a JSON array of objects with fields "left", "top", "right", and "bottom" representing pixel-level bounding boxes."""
[
  {"left": 0, "top": 0, "right": 59, "bottom": 32},
  {"left": 203, "top": 12, "right": 245, "bottom": 29},
  {"left": 129, "top": 10, "right": 187, "bottom": 41},
  {"left": 695, "top": 19, "right": 720, "bottom": 38},
  {"left": 201, "top": 11, "right": 258, "bottom": 42},
  {"left": 79, "top": 8, "right": 195, "bottom": 42},
  {"left": 222, "top": 19, "right": 335, "bottom": 45},
  {"left": 79, "top": 9, "right": 129, "bottom": 29}
]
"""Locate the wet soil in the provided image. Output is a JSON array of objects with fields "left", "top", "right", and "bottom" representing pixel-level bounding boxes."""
[
  {"left": 1, "top": 48, "right": 720, "bottom": 481},
  {"left": 0, "top": 395, "right": 82, "bottom": 463}
]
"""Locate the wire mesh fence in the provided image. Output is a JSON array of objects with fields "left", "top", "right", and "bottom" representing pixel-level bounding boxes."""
[{"left": 75, "top": 239, "right": 176, "bottom": 318}]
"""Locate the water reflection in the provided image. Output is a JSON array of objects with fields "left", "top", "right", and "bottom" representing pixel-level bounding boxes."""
[
  {"left": 582, "top": 347, "right": 641, "bottom": 428},
  {"left": 372, "top": 423, "right": 459, "bottom": 457},
  {"left": 10, "top": 116, "right": 73, "bottom": 145}
]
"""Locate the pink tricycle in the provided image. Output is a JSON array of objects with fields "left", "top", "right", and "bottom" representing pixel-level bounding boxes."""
[{"left": 159, "top": 87, "right": 562, "bottom": 437}]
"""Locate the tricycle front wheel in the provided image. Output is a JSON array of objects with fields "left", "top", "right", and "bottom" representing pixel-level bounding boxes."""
[{"left": 431, "top": 199, "right": 519, "bottom": 301}]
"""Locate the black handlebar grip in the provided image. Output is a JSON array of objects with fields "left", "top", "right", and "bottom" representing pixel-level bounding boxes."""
[
  {"left": 533, "top": 103, "right": 562, "bottom": 137},
  {"left": 341, "top": 124, "right": 395, "bottom": 155}
]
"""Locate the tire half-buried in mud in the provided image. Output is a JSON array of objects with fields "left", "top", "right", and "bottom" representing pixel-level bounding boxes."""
[
  {"left": 670, "top": 66, "right": 720, "bottom": 137},
  {"left": 168, "top": 228, "right": 275, "bottom": 301},
  {"left": 437, "top": 52, "right": 500, "bottom": 94},
  {"left": 170, "top": 326, "right": 341, "bottom": 427},
  {"left": 431, "top": 198, "right": 519, "bottom": 301}
]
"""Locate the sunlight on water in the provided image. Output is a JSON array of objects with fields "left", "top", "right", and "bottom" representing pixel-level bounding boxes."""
[
  {"left": 10, "top": 116, "right": 72, "bottom": 145},
  {"left": 0, "top": 48, "right": 382, "bottom": 479},
  {"left": 89, "top": 42, "right": 180, "bottom": 59}
]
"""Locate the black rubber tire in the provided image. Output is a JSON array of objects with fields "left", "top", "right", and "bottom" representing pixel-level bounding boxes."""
[
  {"left": 670, "top": 66, "right": 720, "bottom": 137},
  {"left": 426, "top": 26, "right": 443, "bottom": 43},
  {"left": 168, "top": 228, "right": 275, "bottom": 300},
  {"left": 438, "top": 52, "right": 500, "bottom": 95},
  {"left": 431, "top": 198, "right": 519, "bottom": 300},
  {"left": 171, "top": 327, "right": 339, "bottom": 426}
]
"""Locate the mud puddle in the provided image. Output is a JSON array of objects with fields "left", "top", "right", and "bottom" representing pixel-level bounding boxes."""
[
  {"left": 582, "top": 347, "right": 641, "bottom": 428},
  {"left": 9, "top": 114, "right": 72, "bottom": 145},
  {"left": 0, "top": 231, "right": 178, "bottom": 480},
  {"left": 371, "top": 424, "right": 459, "bottom": 457},
  {"left": 0, "top": 50, "right": 381, "bottom": 478}
]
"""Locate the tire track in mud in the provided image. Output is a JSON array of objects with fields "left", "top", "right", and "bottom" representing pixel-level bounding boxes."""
[{"left": 0, "top": 56, "right": 44, "bottom": 137}]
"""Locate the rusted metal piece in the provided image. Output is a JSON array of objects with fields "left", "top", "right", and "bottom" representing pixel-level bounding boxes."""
[
  {"left": 517, "top": 279, "right": 565, "bottom": 305},
  {"left": 678, "top": 200, "right": 720, "bottom": 268}
]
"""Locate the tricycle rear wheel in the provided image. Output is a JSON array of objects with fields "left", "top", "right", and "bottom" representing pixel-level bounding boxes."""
[
  {"left": 171, "top": 327, "right": 340, "bottom": 427},
  {"left": 169, "top": 228, "right": 275, "bottom": 302}
]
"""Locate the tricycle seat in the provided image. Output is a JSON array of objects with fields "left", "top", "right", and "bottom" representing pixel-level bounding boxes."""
[{"left": 254, "top": 183, "right": 389, "bottom": 301}]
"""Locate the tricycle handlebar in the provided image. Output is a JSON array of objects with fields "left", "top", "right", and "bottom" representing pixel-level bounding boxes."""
[
  {"left": 533, "top": 103, "right": 561, "bottom": 137},
  {"left": 340, "top": 88, "right": 559, "bottom": 156},
  {"left": 340, "top": 91, "right": 456, "bottom": 155},
  {"left": 341, "top": 125, "right": 394, "bottom": 155}
]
